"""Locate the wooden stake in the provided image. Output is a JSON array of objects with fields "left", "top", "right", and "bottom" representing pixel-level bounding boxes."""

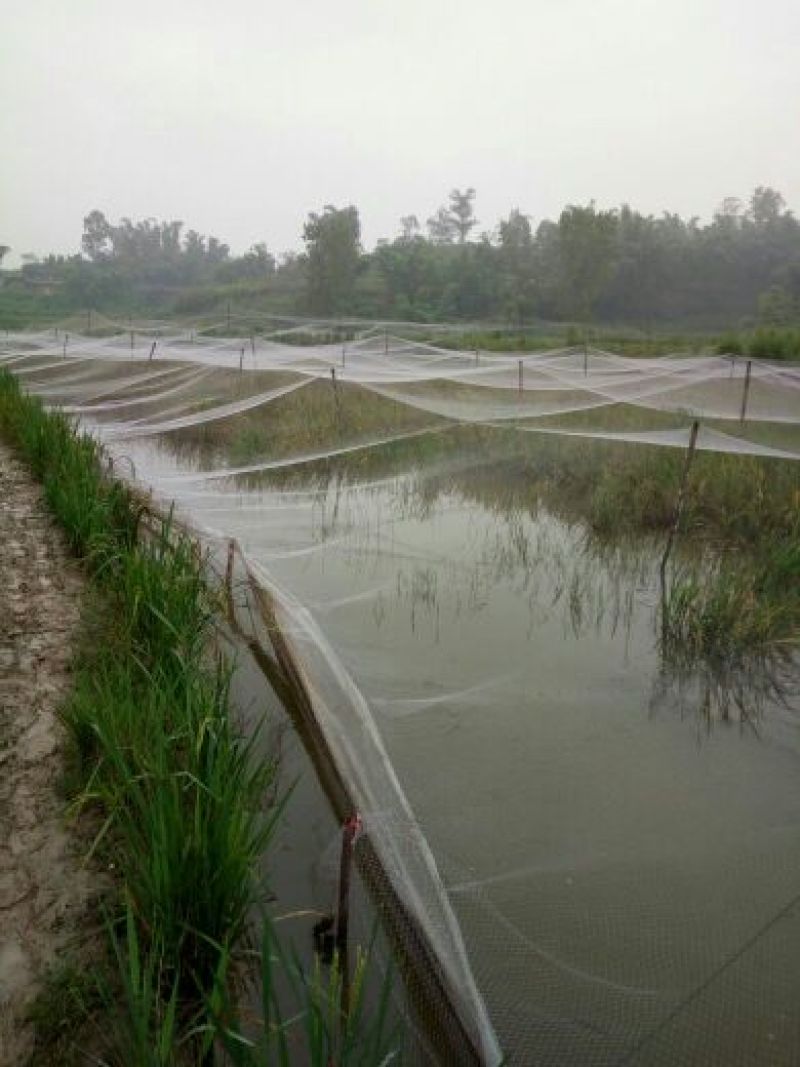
[
  {"left": 342, "top": 344, "right": 346, "bottom": 368},
  {"left": 475, "top": 349, "right": 479, "bottom": 367},
  {"left": 225, "top": 539, "right": 236, "bottom": 621},
  {"left": 739, "top": 360, "right": 752, "bottom": 422},
  {"left": 149, "top": 341, "right": 157, "bottom": 361},
  {"left": 336, "top": 814, "right": 360, "bottom": 1018},
  {"left": 660, "top": 420, "right": 700, "bottom": 587},
  {"left": 239, "top": 348, "right": 244, "bottom": 372}
]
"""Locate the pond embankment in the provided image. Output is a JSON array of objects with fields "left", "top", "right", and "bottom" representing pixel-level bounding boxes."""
[{"left": 0, "top": 443, "right": 95, "bottom": 1065}]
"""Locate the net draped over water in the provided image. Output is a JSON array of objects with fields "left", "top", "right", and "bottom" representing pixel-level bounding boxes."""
[{"left": 3, "top": 318, "right": 800, "bottom": 1065}]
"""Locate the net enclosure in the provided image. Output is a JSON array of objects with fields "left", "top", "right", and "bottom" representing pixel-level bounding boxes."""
[{"left": 3, "top": 319, "right": 800, "bottom": 1065}]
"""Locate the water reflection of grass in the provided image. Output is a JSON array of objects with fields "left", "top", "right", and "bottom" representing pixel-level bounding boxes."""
[{"left": 152, "top": 376, "right": 799, "bottom": 705}]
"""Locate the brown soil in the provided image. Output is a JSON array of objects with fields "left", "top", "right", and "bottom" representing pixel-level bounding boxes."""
[{"left": 0, "top": 443, "right": 95, "bottom": 1065}]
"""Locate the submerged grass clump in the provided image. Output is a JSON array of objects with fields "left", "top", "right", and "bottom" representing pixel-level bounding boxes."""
[{"left": 662, "top": 534, "right": 800, "bottom": 660}]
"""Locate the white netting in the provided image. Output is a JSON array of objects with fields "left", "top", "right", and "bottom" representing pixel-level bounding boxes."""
[{"left": 3, "top": 324, "right": 799, "bottom": 1065}]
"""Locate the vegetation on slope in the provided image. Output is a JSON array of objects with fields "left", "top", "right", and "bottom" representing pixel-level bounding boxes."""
[{"left": 0, "top": 369, "right": 400, "bottom": 1065}]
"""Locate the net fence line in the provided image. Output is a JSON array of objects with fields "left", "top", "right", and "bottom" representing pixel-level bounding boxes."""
[{"left": 3, "top": 330, "right": 799, "bottom": 430}]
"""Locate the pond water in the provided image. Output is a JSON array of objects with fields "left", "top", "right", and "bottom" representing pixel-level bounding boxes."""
[
  {"left": 8, "top": 344, "right": 800, "bottom": 1065},
  {"left": 112, "top": 422, "right": 800, "bottom": 1066}
]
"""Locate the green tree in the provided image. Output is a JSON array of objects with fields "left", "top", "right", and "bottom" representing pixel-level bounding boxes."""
[
  {"left": 426, "top": 188, "right": 478, "bottom": 246},
  {"left": 302, "top": 205, "right": 361, "bottom": 314},
  {"left": 426, "top": 206, "right": 457, "bottom": 245},
  {"left": 557, "top": 202, "right": 618, "bottom": 320},
  {"left": 81, "top": 210, "right": 112, "bottom": 260},
  {"left": 748, "top": 186, "right": 786, "bottom": 227},
  {"left": 448, "top": 187, "right": 478, "bottom": 243},
  {"left": 498, "top": 209, "right": 535, "bottom": 323}
]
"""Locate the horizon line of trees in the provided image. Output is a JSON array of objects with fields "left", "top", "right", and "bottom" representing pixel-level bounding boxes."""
[{"left": 3, "top": 186, "right": 800, "bottom": 328}]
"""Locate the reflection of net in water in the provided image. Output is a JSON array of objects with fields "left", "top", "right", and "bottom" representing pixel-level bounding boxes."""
[{"left": 3, "top": 326, "right": 800, "bottom": 1066}]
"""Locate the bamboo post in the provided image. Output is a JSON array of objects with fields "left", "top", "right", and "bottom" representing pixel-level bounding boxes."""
[
  {"left": 739, "top": 360, "right": 752, "bottom": 422},
  {"left": 149, "top": 341, "right": 157, "bottom": 361},
  {"left": 239, "top": 348, "right": 244, "bottom": 373},
  {"left": 475, "top": 349, "right": 479, "bottom": 367},
  {"left": 336, "top": 814, "right": 360, "bottom": 1017},
  {"left": 62, "top": 337, "right": 67, "bottom": 358},
  {"left": 225, "top": 539, "right": 236, "bottom": 620},
  {"left": 342, "top": 344, "right": 346, "bottom": 368},
  {"left": 251, "top": 334, "right": 255, "bottom": 356},
  {"left": 660, "top": 420, "right": 700, "bottom": 588},
  {"left": 384, "top": 330, "right": 389, "bottom": 356}
]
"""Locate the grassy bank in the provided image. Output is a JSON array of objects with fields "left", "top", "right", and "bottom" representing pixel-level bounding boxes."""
[{"left": 0, "top": 369, "right": 400, "bottom": 1065}]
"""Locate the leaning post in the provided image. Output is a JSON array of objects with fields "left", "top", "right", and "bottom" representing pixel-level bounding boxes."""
[{"left": 739, "top": 360, "right": 753, "bottom": 422}]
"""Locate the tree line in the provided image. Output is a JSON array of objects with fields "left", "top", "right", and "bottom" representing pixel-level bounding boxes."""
[{"left": 4, "top": 187, "right": 800, "bottom": 328}]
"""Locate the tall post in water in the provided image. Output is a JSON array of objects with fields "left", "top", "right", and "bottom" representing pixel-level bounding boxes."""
[
  {"left": 660, "top": 419, "right": 700, "bottom": 592},
  {"left": 739, "top": 359, "right": 753, "bottom": 422}
]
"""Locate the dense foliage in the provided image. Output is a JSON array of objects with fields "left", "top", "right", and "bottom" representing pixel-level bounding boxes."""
[{"left": 3, "top": 186, "right": 800, "bottom": 331}]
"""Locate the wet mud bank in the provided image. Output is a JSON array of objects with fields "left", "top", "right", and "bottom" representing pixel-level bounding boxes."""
[{"left": 0, "top": 443, "right": 96, "bottom": 1065}]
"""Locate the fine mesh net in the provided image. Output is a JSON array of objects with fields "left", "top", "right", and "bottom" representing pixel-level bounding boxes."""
[{"left": 3, "top": 324, "right": 800, "bottom": 1065}]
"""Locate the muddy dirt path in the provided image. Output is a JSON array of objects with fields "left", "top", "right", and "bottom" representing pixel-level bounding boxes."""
[{"left": 0, "top": 442, "right": 94, "bottom": 1065}]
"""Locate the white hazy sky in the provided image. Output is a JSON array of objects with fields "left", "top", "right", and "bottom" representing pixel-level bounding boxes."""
[{"left": 2, "top": 0, "right": 799, "bottom": 266}]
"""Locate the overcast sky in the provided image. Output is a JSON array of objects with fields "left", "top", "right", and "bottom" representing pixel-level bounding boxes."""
[{"left": 2, "top": 0, "right": 799, "bottom": 266}]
